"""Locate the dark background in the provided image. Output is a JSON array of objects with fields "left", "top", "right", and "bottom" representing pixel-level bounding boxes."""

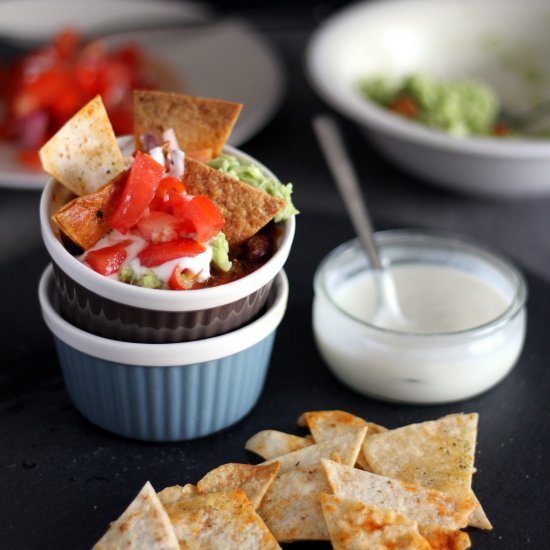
[{"left": 1, "top": 1, "right": 549, "bottom": 548}]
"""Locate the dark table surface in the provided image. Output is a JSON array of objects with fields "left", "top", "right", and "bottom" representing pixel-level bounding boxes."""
[{"left": 1, "top": 2, "right": 549, "bottom": 549}]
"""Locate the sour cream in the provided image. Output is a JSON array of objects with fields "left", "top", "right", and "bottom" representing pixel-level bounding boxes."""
[{"left": 312, "top": 232, "right": 527, "bottom": 404}]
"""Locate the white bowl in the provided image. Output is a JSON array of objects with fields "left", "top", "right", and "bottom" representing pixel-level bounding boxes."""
[
  {"left": 313, "top": 230, "right": 527, "bottom": 404},
  {"left": 307, "top": 0, "right": 550, "bottom": 198},
  {"left": 40, "top": 145, "right": 295, "bottom": 342}
]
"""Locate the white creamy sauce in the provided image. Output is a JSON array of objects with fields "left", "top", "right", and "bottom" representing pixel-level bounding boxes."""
[{"left": 334, "top": 264, "right": 509, "bottom": 333}]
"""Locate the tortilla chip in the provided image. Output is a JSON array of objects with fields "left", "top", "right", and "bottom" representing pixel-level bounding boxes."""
[
  {"left": 257, "top": 465, "right": 330, "bottom": 542},
  {"left": 52, "top": 174, "right": 124, "bottom": 250},
  {"left": 468, "top": 500, "right": 493, "bottom": 530},
  {"left": 92, "top": 481, "right": 179, "bottom": 550},
  {"left": 183, "top": 157, "right": 285, "bottom": 245},
  {"left": 163, "top": 488, "right": 280, "bottom": 549},
  {"left": 362, "top": 413, "right": 487, "bottom": 527},
  {"left": 322, "top": 459, "right": 476, "bottom": 531},
  {"left": 245, "top": 430, "right": 314, "bottom": 460},
  {"left": 298, "top": 410, "right": 387, "bottom": 471},
  {"left": 196, "top": 462, "right": 280, "bottom": 509},
  {"left": 133, "top": 90, "right": 242, "bottom": 157},
  {"left": 40, "top": 95, "right": 125, "bottom": 196},
  {"left": 261, "top": 426, "right": 367, "bottom": 473},
  {"left": 157, "top": 484, "right": 198, "bottom": 506},
  {"left": 320, "top": 493, "right": 431, "bottom": 550}
]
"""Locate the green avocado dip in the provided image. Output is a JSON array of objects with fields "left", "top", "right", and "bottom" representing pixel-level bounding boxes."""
[
  {"left": 208, "top": 154, "right": 299, "bottom": 222},
  {"left": 359, "top": 72, "right": 502, "bottom": 137}
]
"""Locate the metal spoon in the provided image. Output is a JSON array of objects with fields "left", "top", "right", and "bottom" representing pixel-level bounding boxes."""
[{"left": 312, "top": 114, "right": 407, "bottom": 328}]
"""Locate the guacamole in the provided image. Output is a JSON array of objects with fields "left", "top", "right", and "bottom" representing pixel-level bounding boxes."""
[
  {"left": 359, "top": 72, "right": 500, "bottom": 137},
  {"left": 208, "top": 154, "right": 299, "bottom": 222}
]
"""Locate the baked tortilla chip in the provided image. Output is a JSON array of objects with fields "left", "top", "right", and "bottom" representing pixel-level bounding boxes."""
[
  {"left": 52, "top": 174, "right": 124, "bottom": 250},
  {"left": 133, "top": 90, "right": 242, "bottom": 157},
  {"left": 261, "top": 426, "right": 367, "bottom": 473},
  {"left": 363, "top": 413, "right": 491, "bottom": 529},
  {"left": 40, "top": 95, "right": 125, "bottom": 196},
  {"left": 163, "top": 488, "right": 281, "bottom": 549},
  {"left": 320, "top": 493, "right": 431, "bottom": 550},
  {"left": 157, "top": 484, "right": 198, "bottom": 506},
  {"left": 92, "top": 481, "right": 179, "bottom": 550},
  {"left": 257, "top": 465, "right": 330, "bottom": 542},
  {"left": 298, "top": 410, "right": 386, "bottom": 471},
  {"left": 245, "top": 430, "right": 313, "bottom": 460},
  {"left": 322, "top": 459, "right": 476, "bottom": 531},
  {"left": 197, "top": 462, "right": 280, "bottom": 509},
  {"left": 183, "top": 156, "right": 285, "bottom": 245}
]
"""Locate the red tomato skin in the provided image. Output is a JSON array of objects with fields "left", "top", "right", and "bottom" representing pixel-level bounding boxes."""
[
  {"left": 109, "top": 151, "right": 165, "bottom": 234},
  {"left": 84, "top": 241, "right": 130, "bottom": 276},
  {"left": 149, "top": 176, "right": 186, "bottom": 212},
  {"left": 176, "top": 195, "right": 225, "bottom": 242},
  {"left": 168, "top": 266, "right": 201, "bottom": 290},
  {"left": 137, "top": 239, "right": 205, "bottom": 268}
]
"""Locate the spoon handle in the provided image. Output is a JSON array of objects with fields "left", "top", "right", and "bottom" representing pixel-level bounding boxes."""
[{"left": 312, "top": 115, "right": 382, "bottom": 270}]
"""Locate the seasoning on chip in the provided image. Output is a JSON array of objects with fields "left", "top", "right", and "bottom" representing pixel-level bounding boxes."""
[
  {"left": 133, "top": 90, "right": 242, "bottom": 157},
  {"left": 196, "top": 462, "right": 280, "bottom": 509},
  {"left": 320, "top": 493, "right": 432, "bottom": 549},
  {"left": 92, "top": 481, "right": 179, "bottom": 550},
  {"left": 257, "top": 465, "right": 331, "bottom": 542},
  {"left": 40, "top": 95, "right": 125, "bottom": 197},
  {"left": 162, "top": 488, "right": 281, "bottom": 549},
  {"left": 322, "top": 459, "right": 476, "bottom": 532}
]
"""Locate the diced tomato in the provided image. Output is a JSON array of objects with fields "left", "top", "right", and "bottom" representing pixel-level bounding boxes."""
[
  {"left": 137, "top": 239, "right": 205, "bottom": 267},
  {"left": 388, "top": 95, "right": 418, "bottom": 119},
  {"left": 168, "top": 266, "right": 201, "bottom": 290},
  {"left": 175, "top": 195, "right": 225, "bottom": 242},
  {"left": 84, "top": 240, "right": 131, "bottom": 276},
  {"left": 136, "top": 211, "right": 181, "bottom": 243},
  {"left": 17, "top": 149, "right": 42, "bottom": 169},
  {"left": 109, "top": 151, "right": 165, "bottom": 234},
  {"left": 186, "top": 148, "right": 214, "bottom": 163},
  {"left": 149, "top": 176, "right": 186, "bottom": 212},
  {"left": 53, "top": 28, "right": 79, "bottom": 58}
]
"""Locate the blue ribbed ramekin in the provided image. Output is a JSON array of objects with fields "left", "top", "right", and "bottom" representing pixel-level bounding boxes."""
[{"left": 39, "top": 265, "right": 288, "bottom": 441}]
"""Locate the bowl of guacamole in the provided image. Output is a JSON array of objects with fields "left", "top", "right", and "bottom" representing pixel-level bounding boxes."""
[{"left": 307, "top": 0, "right": 550, "bottom": 198}]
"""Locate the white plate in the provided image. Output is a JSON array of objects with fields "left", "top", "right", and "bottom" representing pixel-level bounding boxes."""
[{"left": 0, "top": 1, "right": 285, "bottom": 190}]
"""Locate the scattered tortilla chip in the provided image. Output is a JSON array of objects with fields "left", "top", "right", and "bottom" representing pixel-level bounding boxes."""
[
  {"left": 163, "top": 488, "right": 281, "bottom": 549},
  {"left": 468, "top": 500, "right": 493, "bottom": 530},
  {"left": 183, "top": 157, "right": 285, "bottom": 245},
  {"left": 320, "top": 493, "right": 431, "bottom": 550},
  {"left": 298, "top": 410, "right": 387, "bottom": 471},
  {"left": 363, "top": 413, "right": 490, "bottom": 529},
  {"left": 157, "top": 484, "right": 198, "bottom": 506},
  {"left": 92, "top": 481, "right": 179, "bottom": 550},
  {"left": 52, "top": 174, "right": 124, "bottom": 250},
  {"left": 40, "top": 95, "right": 125, "bottom": 196},
  {"left": 257, "top": 465, "right": 330, "bottom": 542},
  {"left": 196, "top": 462, "right": 280, "bottom": 509},
  {"left": 322, "top": 459, "right": 476, "bottom": 531},
  {"left": 133, "top": 90, "right": 242, "bottom": 157},
  {"left": 261, "top": 426, "right": 367, "bottom": 473},
  {"left": 245, "top": 430, "right": 314, "bottom": 460}
]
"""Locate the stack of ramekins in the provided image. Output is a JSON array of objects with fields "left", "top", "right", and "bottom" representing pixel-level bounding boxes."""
[{"left": 38, "top": 147, "right": 295, "bottom": 442}]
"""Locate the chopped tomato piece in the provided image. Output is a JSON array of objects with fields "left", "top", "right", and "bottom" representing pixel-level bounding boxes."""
[
  {"left": 17, "top": 149, "right": 42, "bottom": 170},
  {"left": 388, "top": 95, "right": 418, "bottom": 119},
  {"left": 149, "top": 176, "right": 186, "bottom": 212},
  {"left": 109, "top": 151, "right": 165, "bottom": 234},
  {"left": 168, "top": 266, "right": 202, "bottom": 290},
  {"left": 53, "top": 28, "right": 79, "bottom": 58},
  {"left": 136, "top": 211, "right": 181, "bottom": 243},
  {"left": 175, "top": 195, "right": 225, "bottom": 242},
  {"left": 137, "top": 239, "right": 205, "bottom": 267},
  {"left": 84, "top": 240, "right": 131, "bottom": 275}
]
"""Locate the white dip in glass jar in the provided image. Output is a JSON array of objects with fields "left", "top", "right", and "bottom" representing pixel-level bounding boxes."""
[{"left": 312, "top": 230, "right": 527, "bottom": 404}]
